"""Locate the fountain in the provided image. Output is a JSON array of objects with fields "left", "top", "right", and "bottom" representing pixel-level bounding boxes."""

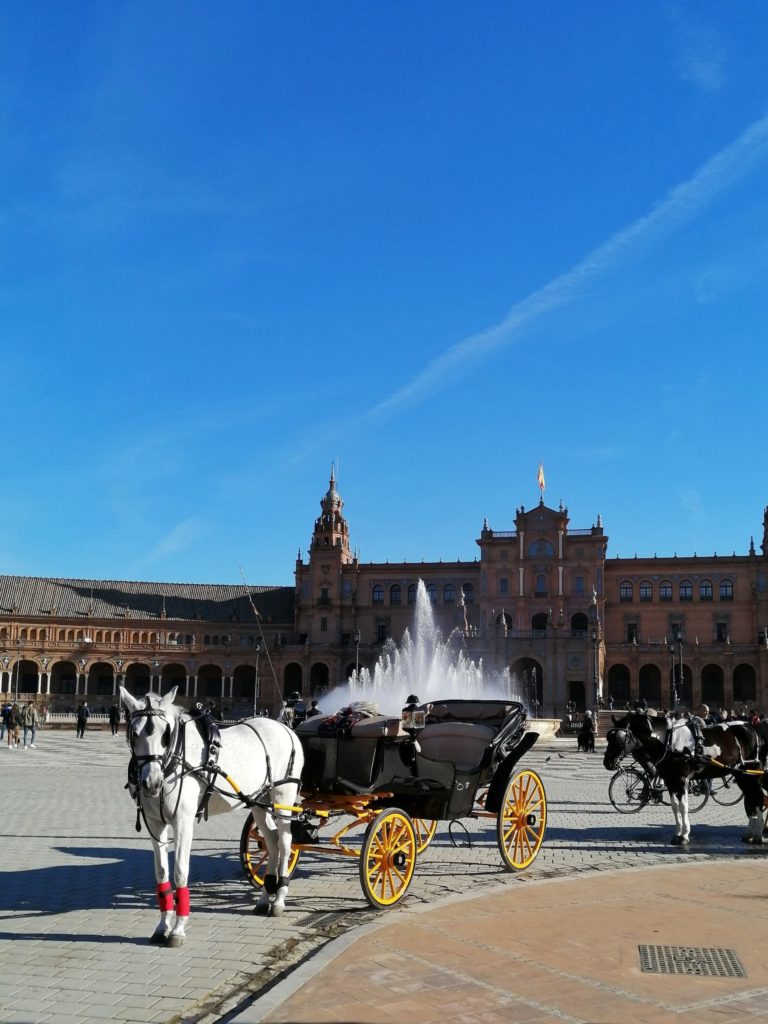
[{"left": 326, "top": 580, "right": 525, "bottom": 716}]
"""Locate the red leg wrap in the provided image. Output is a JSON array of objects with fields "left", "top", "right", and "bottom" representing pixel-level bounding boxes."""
[
  {"left": 156, "top": 882, "right": 173, "bottom": 913},
  {"left": 175, "top": 886, "right": 190, "bottom": 917}
]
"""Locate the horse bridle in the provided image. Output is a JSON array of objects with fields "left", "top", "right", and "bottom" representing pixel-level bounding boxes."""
[{"left": 127, "top": 698, "right": 176, "bottom": 774}]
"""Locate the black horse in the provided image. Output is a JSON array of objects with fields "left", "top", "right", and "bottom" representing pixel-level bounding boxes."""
[{"left": 604, "top": 713, "right": 768, "bottom": 846}]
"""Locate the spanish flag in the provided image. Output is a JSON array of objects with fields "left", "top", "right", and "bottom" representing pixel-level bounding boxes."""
[{"left": 537, "top": 461, "right": 545, "bottom": 493}]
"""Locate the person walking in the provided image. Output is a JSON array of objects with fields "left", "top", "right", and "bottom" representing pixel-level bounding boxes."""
[
  {"left": 7, "top": 703, "right": 21, "bottom": 749},
  {"left": 0, "top": 701, "right": 10, "bottom": 742},
  {"left": 108, "top": 703, "right": 121, "bottom": 737},
  {"left": 76, "top": 701, "right": 90, "bottom": 738},
  {"left": 22, "top": 702, "right": 40, "bottom": 748}
]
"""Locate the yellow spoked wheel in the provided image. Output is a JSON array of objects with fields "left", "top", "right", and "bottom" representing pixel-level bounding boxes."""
[
  {"left": 359, "top": 808, "right": 417, "bottom": 909},
  {"left": 239, "top": 816, "right": 300, "bottom": 890},
  {"left": 497, "top": 769, "right": 547, "bottom": 871},
  {"left": 412, "top": 817, "right": 438, "bottom": 853}
]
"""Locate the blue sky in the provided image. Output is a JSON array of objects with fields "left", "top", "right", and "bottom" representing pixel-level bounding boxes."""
[{"left": 1, "top": 2, "right": 767, "bottom": 585}]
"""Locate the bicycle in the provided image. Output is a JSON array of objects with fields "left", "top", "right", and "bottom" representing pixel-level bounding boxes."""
[
  {"left": 608, "top": 762, "right": 709, "bottom": 815},
  {"left": 708, "top": 774, "right": 743, "bottom": 806}
]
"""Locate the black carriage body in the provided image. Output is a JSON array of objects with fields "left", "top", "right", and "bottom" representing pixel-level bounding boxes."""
[{"left": 296, "top": 698, "right": 538, "bottom": 821}]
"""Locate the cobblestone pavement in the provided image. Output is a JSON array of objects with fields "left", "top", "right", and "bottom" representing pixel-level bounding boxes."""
[{"left": 0, "top": 728, "right": 758, "bottom": 1024}]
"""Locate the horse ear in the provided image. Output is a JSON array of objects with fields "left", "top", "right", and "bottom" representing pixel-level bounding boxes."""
[
  {"left": 119, "top": 685, "right": 140, "bottom": 713},
  {"left": 161, "top": 686, "right": 178, "bottom": 708}
]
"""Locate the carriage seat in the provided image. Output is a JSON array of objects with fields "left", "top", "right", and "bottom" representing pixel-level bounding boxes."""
[
  {"left": 349, "top": 715, "right": 409, "bottom": 738},
  {"left": 426, "top": 701, "right": 517, "bottom": 727},
  {"left": 417, "top": 722, "right": 496, "bottom": 771},
  {"left": 296, "top": 713, "right": 407, "bottom": 739}
]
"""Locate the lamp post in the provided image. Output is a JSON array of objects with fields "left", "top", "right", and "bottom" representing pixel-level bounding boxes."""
[
  {"left": 254, "top": 639, "right": 262, "bottom": 718},
  {"left": 79, "top": 656, "right": 87, "bottom": 698},
  {"left": 591, "top": 630, "right": 598, "bottom": 709},
  {"left": 353, "top": 629, "right": 361, "bottom": 677},
  {"left": 153, "top": 659, "right": 160, "bottom": 694},
  {"left": 677, "top": 631, "right": 684, "bottom": 707},
  {"left": 2, "top": 655, "right": 9, "bottom": 693}
]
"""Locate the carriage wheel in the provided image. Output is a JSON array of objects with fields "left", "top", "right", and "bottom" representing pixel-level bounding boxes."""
[
  {"left": 359, "top": 808, "right": 417, "bottom": 910},
  {"left": 412, "top": 818, "right": 438, "bottom": 853},
  {"left": 239, "top": 816, "right": 300, "bottom": 890},
  {"left": 497, "top": 769, "right": 547, "bottom": 871}
]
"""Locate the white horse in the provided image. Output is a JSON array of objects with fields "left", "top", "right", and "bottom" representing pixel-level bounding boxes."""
[{"left": 120, "top": 686, "right": 303, "bottom": 946}]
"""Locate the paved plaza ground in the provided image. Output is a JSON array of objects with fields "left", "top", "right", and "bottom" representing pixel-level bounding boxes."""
[{"left": 2, "top": 726, "right": 767, "bottom": 1023}]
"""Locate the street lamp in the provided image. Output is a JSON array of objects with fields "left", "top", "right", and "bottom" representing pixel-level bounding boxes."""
[
  {"left": 2, "top": 655, "right": 9, "bottom": 693},
  {"left": 677, "top": 631, "right": 683, "bottom": 706},
  {"left": 353, "top": 629, "right": 361, "bottom": 677},
  {"left": 253, "top": 639, "right": 262, "bottom": 718},
  {"left": 591, "top": 630, "right": 598, "bottom": 708}
]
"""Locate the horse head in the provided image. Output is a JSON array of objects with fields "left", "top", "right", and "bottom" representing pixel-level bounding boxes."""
[
  {"left": 120, "top": 686, "right": 180, "bottom": 797},
  {"left": 603, "top": 713, "right": 656, "bottom": 770},
  {"left": 604, "top": 725, "right": 631, "bottom": 770}
]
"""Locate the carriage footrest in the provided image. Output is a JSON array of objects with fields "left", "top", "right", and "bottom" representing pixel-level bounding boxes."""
[{"left": 291, "top": 819, "right": 319, "bottom": 844}]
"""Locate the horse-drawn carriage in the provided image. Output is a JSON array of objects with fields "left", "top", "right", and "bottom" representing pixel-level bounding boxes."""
[{"left": 240, "top": 697, "right": 547, "bottom": 909}]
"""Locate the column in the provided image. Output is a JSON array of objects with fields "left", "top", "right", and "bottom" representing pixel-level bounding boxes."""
[
  {"left": 558, "top": 565, "right": 564, "bottom": 597},
  {"left": 518, "top": 566, "right": 524, "bottom": 597},
  {"left": 36, "top": 670, "right": 43, "bottom": 694}
]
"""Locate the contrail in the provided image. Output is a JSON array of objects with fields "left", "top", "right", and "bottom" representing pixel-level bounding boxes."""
[{"left": 362, "top": 112, "right": 768, "bottom": 422}]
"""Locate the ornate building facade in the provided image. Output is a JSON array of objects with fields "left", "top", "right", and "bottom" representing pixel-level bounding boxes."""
[{"left": 2, "top": 470, "right": 767, "bottom": 715}]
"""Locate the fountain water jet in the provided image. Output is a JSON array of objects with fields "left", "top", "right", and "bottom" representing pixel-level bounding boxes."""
[{"left": 326, "top": 580, "right": 525, "bottom": 716}]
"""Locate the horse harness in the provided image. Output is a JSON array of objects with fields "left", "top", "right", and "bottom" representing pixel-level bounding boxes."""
[
  {"left": 619, "top": 716, "right": 767, "bottom": 779},
  {"left": 126, "top": 700, "right": 301, "bottom": 840}
]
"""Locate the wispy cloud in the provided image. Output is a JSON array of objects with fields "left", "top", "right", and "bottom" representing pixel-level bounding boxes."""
[
  {"left": 356, "top": 113, "right": 768, "bottom": 425},
  {"left": 134, "top": 518, "right": 205, "bottom": 571},
  {"left": 668, "top": 11, "right": 727, "bottom": 93}
]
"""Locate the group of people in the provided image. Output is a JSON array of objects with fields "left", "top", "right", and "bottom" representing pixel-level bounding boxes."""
[
  {"left": 0, "top": 701, "right": 42, "bottom": 748},
  {"left": 278, "top": 692, "right": 322, "bottom": 729}
]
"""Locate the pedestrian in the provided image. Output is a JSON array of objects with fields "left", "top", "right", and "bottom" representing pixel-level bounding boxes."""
[
  {"left": 305, "top": 699, "right": 322, "bottom": 718},
  {"left": 108, "top": 702, "right": 121, "bottom": 737},
  {"left": 0, "top": 701, "right": 10, "bottom": 742},
  {"left": 22, "top": 701, "right": 40, "bottom": 748},
  {"left": 76, "top": 701, "right": 90, "bottom": 738},
  {"left": 7, "top": 703, "right": 21, "bottom": 749}
]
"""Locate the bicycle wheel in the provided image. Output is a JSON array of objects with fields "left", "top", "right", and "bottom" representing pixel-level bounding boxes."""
[
  {"left": 608, "top": 767, "right": 649, "bottom": 813},
  {"left": 686, "top": 778, "right": 709, "bottom": 814},
  {"left": 709, "top": 775, "right": 743, "bottom": 806}
]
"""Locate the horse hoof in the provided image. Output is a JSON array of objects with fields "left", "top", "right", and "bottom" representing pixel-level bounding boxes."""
[
  {"left": 670, "top": 835, "right": 689, "bottom": 846},
  {"left": 149, "top": 931, "right": 169, "bottom": 945},
  {"left": 742, "top": 835, "right": 763, "bottom": 845},
  {"left": 253, "top": 902, "right": 270, "bottom": 916},
  {"left": 166, "top": 933, "right": 185, "bottom": 948},
  {"left": 268, "top": 902, "right": 285, "bottom": 917}
]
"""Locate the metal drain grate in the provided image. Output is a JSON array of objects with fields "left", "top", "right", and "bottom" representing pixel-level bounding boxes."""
[
  {"left": 294, "top": 910, "right": 342, "bottom": 930},
  {"left": 638, "top": 945, "right": 746, "bottom": 978}
]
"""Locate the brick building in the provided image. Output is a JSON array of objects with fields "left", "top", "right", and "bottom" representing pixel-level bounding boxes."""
[{"left": 1, "top": 470, "right": 767, "bottom": 715}]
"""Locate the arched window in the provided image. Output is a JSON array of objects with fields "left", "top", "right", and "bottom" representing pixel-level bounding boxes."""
[
  {"left": 535, "top": 573, "right": 547, "bottom": 597},
  {"left": 699, "top": 579, "right": 713, "bottom": 601},
  {"left": 389, "top": 584, "right": 401, "bottom": 606},
  {"left": 407, "top": 584, "right": 418, "bottom": 605},
  {"left": 444, "top": 584, "right": 456, "bottom": 604},
  {"left": 372, "top": 585, "right": 384, "bottom": 605},
  {"left": 659, "top": 580, "right": 672, "bottom": 602},
  {"left": 719, "top": 579, "right": 734, "bottom": 601},
  {"left": 426, "top": 583, "right": 437, "bottom": 603},
  {"left": 570, "top": 612, "right": 588, "bottom": 635},
  {"left": 619, "top": 581, "right": 633, "bottom": 602},
  {"left": 531, "top": 612, "right": 548, "bottom": 632},
  {"left": 639, "top": 581, "right": 652, "bottom": 602},
  {"left": 679, "top": 580, "right": 693, "bottom": 601},
  {"left": 462, "top": 583, "right": 474, "bottom": 605}
]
